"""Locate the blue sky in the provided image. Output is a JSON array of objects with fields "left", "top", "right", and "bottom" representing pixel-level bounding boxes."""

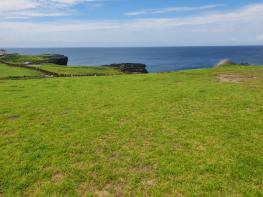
[{"left": 1, "top": 0, "right": 263, "bottom": 47}]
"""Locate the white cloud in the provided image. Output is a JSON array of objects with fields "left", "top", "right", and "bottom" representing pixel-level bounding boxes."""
[
  {"left": 0, "top": 0, "right": 103, "bottom": 19},
  {"left": 0, "top": 0, "right": 38, "bottom": 12},
  {"left": 52, "top": 0, "right": 102, "bottom": 3},
  {"left": 257, "top": 34, "right": 263, "bottom": 41},
  {"left": 0, "top": 3, "right": 263, "bottom": 47},
  {"left": 126, "top": 4, "right": 222, "bottom": 16}
]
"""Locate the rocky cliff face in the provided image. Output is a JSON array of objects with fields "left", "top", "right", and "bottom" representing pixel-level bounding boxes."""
[
  {"left": 214, "top": 59, "right": 236, "bottom": 68},
  {"left": 41, "top": 54, "right": 68, "bottom": 65},
  {"left": 103, "top": 63, "right": 148, "bottom": 73}
]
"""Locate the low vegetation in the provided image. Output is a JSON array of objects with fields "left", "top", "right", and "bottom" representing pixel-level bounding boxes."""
[
  {"left": 0, "top": 63, "right": 41, "bottom": 79},
  {"left": 0, "top": 54, "right": 50, "bottom": 64},
  {"left": 0, "top": 63, "right": 262, "bottom": 196},
  {"left": 0, "top": 54, "right": 124, "bottom": 77},
  {"left": 34, "top": 64, "right": 123, "bottom": 76}
]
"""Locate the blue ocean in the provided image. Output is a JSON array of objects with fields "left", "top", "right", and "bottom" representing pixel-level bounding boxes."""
[{"left": 7, "top": 46, "right": 263, "bottom": 72}]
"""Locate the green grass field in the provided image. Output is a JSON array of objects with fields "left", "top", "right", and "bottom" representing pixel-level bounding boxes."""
[
  {"left": 0, "top": 53, "right": 124, "bottom": 77},
  {"left": 0, "top": 63, "right": 123, "bottom": 78},
  {"left": 35, "top": 64, "right": 123, "bottom": 76},
  {"left": 0, "top": 54, "right": 49, "bottom": 64},
  {"left": 0, "top": 65, "right": 262, "bottom": 196},
  {"left": 0, "top": 63, "right": 41, "bottom": 79}
]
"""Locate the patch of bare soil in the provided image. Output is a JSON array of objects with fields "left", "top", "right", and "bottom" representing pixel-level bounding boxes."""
[
  {"left": 94, "top": 190, "right": 111, "bottom": 197},
  {"left": 142, "top": 179, "right": 156, "bottom": 187},
  {"left": 0, "top": 131, "right": 16, "bottom": 137},
  {"left": 51, "top": 173, "right": 64, "bottom": 183},
  {"left": 217, "top": 74, "right": 257, "bottom": 83},
  {"left": 78, "top": 181, "right": 127, "bottom": 197},
  {"left": 7, "top": 115, "right": 20, "bottom": 120},
  {"left": 77, "top": 184, "right": 112, "bottom": 197}
]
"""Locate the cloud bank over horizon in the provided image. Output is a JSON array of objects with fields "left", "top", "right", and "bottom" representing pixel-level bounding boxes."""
[{"left": 0, "top": 0, "right": 263, "bottom": 47}]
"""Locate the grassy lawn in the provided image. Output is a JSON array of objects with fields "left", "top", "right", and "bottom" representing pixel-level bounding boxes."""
[
  {"left": 0, "top": 62, "right": 123, "bottom": 78},
  {"left": 0, "top": 63, "right": 41, "bottom": 79},
  {"left": 0, "top": 65, "right": 262, "bottom": 196},
  {"left": 35, "top": 64, "right": 124, "bottom": 76},
  {"left": 0, "top": 53, "right": 124, "bottom": 76},
  {"left": 0, "top": 54, "right": 49, "bottom": 64}
]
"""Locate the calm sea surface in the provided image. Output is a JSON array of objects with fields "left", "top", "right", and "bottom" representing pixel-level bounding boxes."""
[{"left": 7, "top": 46, "right": 263, "bottom": 72}]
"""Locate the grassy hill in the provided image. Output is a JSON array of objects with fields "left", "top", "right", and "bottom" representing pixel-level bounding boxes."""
[
  {"left": 0, "top": 63, "right": 42, "bottom": 79},
  {"left": 0, "top": 54, "right": 123, "bottom": 77},
  {"left": 0, "top": 53, "right": 54, "bottom": 64},
  {"left": 0, "top": 62, "right": 123, "bottom": 78},
  {"left": 32, "top": 64, "right": 124, "bottom": 76},
  {"left": 0, "top": 64, "right": 262, "bottom": 196}
]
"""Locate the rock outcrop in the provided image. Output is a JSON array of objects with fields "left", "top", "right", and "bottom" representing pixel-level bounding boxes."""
[
  {"left": 41, "top": 54, "right": 68, "bottom": 65},
  {"left": 103, "top": 63, "right": 148, "bottom": 73},
  {"left": 214, "top": 59, "right": 236, "bottom": 68}
]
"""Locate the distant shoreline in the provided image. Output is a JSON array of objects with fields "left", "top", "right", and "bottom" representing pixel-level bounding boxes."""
[
  {"left": 3, "top": 46, "right": 263, "bottom": 73},
  {"left": 3, "top": 45, "right": 263, "bottom": 49}
]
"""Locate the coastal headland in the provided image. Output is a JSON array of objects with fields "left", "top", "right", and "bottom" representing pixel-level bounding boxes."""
[{"left": 0, "top": 53, "right": 148, "bottom": 79}]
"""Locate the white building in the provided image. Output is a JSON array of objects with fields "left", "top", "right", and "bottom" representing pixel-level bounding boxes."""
[{"left": 0, "top": 49, "right": 7, "bottom": 56}]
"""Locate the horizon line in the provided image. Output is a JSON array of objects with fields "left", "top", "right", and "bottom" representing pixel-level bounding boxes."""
[{"left": 4, "top": 44, "right": 263, "bottom": 49}]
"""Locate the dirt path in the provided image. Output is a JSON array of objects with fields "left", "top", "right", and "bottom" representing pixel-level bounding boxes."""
[{"left": 217, "top": 74, "right": 257, "bottom": 83}]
